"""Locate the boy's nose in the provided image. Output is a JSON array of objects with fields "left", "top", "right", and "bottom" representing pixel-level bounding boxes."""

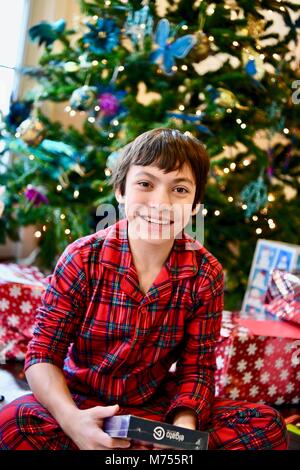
[{"left": 149, "top": 189, "right": 172, "bottom": 207}]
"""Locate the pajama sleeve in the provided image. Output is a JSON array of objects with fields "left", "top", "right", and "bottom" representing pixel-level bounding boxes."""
[
  {"left": 24, "top": 242, "right": 87, "bottom": 371},
  {"left": 164, "top": 261, "right": 224, "bottom": 430}
]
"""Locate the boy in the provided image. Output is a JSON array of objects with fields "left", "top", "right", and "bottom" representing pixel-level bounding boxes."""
[{"left": 0, "top": 128, "right": 287, "bottom": 450}]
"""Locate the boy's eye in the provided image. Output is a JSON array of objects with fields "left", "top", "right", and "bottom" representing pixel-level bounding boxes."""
[
  {"left": 137, "top": 181, "right": 151, "bottom": 188},
  {"left": 174, "top": 187, "right": 189, "bottom": 194}
]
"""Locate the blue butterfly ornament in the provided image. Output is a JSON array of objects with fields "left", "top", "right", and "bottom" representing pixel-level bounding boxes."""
[{"left": 150, "top": 19, "right": 196, "bottom": 75}]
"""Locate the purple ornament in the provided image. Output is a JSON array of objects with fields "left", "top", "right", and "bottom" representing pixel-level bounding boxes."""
[
  {"left": 99, "top": 93, "right": 119, "bottom": 117},
  {"left": 24, "top": 186, "right": 49, "bottom": 206}
]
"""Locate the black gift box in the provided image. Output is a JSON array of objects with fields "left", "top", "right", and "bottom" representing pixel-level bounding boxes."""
[{"left": 103, "top": 415, "right": 209, "bottom": 450}]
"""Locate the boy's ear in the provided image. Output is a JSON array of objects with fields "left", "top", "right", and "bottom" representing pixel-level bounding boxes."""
[
  {"left": 115, "top": 188, "right": 125, "bottom": 204},
  {"left": 191, "top": 203, "right": 201, "bottom": 216}
]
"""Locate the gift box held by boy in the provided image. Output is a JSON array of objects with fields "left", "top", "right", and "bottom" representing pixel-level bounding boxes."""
[{"left": 0, "top": 129, "right": 288, "bottom": 450}]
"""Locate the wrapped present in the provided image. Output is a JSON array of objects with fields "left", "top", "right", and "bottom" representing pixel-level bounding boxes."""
[
  {"left": 215, "top": 311, "right": 300, "bottom": 405},
  {"left": 0, "top": 263, "right": 46, "bottom": 362},
  {"left": 264, "top": 270, "right": 300, "bottom": 326},
  {"left": 242, "top": 239, "right": 300, "bottom": 316}
]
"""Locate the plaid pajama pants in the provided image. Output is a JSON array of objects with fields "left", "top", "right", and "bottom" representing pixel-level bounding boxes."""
[{"left": 0, "top": 392, "right": 288, "bottom": 450}]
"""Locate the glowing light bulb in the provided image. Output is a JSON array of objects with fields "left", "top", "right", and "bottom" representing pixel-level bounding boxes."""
[{"left": 268, "top": 193, "right": 275, "bottom": 202}]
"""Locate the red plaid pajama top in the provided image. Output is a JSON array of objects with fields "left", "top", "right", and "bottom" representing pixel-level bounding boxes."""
[{"left": 24, "top": 218, "right": 224, "bottom": 429}]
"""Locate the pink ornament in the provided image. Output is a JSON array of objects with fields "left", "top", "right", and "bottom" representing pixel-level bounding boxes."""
[{"left": 98, "top": 93, "right": 119, "bottom": 117}]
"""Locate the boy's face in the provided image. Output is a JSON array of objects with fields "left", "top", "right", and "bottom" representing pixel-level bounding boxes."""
[{"left": 115, "top": 163, "right": 200, "bottom": 242}]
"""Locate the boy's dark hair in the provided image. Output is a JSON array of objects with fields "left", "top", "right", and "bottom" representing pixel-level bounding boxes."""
[{"left": 110, "top": 128, "right": 210, "bottom": 209}]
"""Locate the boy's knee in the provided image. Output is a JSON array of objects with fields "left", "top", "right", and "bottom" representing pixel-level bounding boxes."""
[
  {"left": 0, "top": 394, "right": 42, "bottom": 434},
  {"left": 258, "top": 404, "right": 288, "bottom": 449},
  {"left": 0, "top": 401, "right": 19, "bottom": 427},
  {"left": 0, "top": 401, "right": 22, "bottom": 449},
  {"left": 259, "top": 403, "right": 285, "bottom": 425}
]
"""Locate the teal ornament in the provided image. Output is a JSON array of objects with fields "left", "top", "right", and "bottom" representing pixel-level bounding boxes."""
[
  {"left": 70, "top": 86, "right": 97, "bottom": 111},
  {"left": 240, "top": 175, "right": 268, "bottom": 218},
  {"left": 125, "top": 5, "right": 153, "bottom": 48},
  {"left": 29, "top": 19, "right": 66, "bottom": 47}
]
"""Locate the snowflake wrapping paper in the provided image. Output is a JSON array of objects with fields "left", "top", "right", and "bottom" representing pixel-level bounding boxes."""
[
  {"left": 0, "top": 263, "right": 46, "bottom": 362},
  {"left": 215, "top": 311, "right": 300, "bottom": 405}
]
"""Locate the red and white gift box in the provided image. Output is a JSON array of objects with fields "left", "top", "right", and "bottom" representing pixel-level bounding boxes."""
[
  {"left": 264, "top": 270, "right": 300, "bottom": 326},
  {"left": 215, "top": 311, "right": 300, "bottom": 405},
  {"left": 0, "top": 263, "right": 46, "bottom": 362}
]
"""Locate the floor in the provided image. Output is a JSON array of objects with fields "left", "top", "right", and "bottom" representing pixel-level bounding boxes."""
[{"left": 0, "top": 362, "right": 299, "bottom": 450}]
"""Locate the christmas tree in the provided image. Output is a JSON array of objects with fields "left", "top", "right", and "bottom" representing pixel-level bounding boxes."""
[{"left": 0, "top": 0, "right": 300, "bottom": 309}]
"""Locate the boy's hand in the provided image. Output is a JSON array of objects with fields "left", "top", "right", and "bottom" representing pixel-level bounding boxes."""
[
  {"left": 62, "top": 404, "right": 131, "bottom": 450},
  {"left": 172, "top": 408, "right": 197, "bottom": 430},
  {"left": 152, "top": 409, "right": 198, "bottom": 450}
]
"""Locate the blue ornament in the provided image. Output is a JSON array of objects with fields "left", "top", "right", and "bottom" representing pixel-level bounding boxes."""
[
  {"left": 70, "top": 86, "right": 97, "bottom": 111},
  {"left": 5, "top": 100, "right": 32, "bottom": 130},
  {"left": 150, "top": 19, "right": 196, "bottom": 75},
  {"left": 245, "top": 58, "right": 257, "bottom": 76},
  {"left": 240, "top": 175, "right": 268, "bottom": 218},
  {"left": 166, "top": 112, "right": 213, "bottom": 135},
  {"left": 125, "top": 5, "right": 153, "bottom": 48},
  {"left": 82, "top": 18, "right": 120, "bottom": 54},
  {"left": 107, "top": 150, "right": 122, "bottom": 172}
]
